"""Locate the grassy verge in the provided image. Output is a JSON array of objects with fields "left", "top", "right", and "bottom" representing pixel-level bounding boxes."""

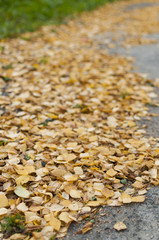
[{"left": 0, "top": 0, "right": 115, "bottom": 39}]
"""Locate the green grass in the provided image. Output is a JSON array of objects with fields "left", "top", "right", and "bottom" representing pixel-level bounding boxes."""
[{"left": 0, "top": 0, "right": 115, "bottom": 39}]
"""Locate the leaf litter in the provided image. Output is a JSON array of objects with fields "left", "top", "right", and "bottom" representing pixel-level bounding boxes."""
[{"left": 0, "top": 0, "right": 159, "bottom": 239}]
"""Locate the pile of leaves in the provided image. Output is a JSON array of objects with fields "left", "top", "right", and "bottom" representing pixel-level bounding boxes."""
[{"left": 0, "top": 0, "right": 159, "bottom": 239}]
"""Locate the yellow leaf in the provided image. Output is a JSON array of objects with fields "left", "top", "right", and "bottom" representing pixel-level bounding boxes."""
[
  {"left": 59, "top": 212, "right": 72, "bottom": 224},
  {"left": 46, "top": 113, "right": 58, "bottom": 119},
  {"left": 51, "top": 169, "right": 66, "bottom": 178},
  {"left": 68, "top": 202, "right": 80, "bottom": 211},
  {"left": 16, "top": 175, "right": 30, "bottom": 185},
  {"left": 70, "top": 190, "right": 81, "bottom": 199},
  {"left": 67, "top": 142, "right": 78, "bottom": 148},
  {"left": 127, "top": 120, "right": 136, "bottom": 127},
  {"left": 89, "top": 136, "right": 98, "bottom": 142},
  {"left": 19, "top": 143, "right": 27, "bottom": 154},
  {"left": 149, "top": 168, "right": 157, "bottom": 179},
  {"left": 107, "top": 116, "right": 118, "bottom": 128},
  {"left": 120, "top": 192, "right": 132, "bottom": 203},
  {"left": 0, "top": 194, "right": 9, "bottom": 208},
  {"left": 0, "top": 208, "right": 8, "bottom": 216},
  {"left": 87, "top": 201, "right": 103, "bottom": 207},
  {"left": 114, "top": 222, "right": 127, "bottom": 231},
  {"left": 49, "top": 216, "right": 61, "bottom": 231},
  {"left": 57, "top": 153, "right": 76, "bottom": 162},
  {"left": 61, "top": 200, "right": 72, "bottom": 208},
  {"left": 15, "top": 169, "right": 28, "bottom": 176},
  {"left": 80, "top": 152, "right": 91, "bottom": 158},
  {"left": 132, "top": 181, "right": 144, "bottom": 189},
  {"left": 74, "top": 167, "right": 83, "bottom": 175},
  {"left": 14, "top": 185, "right": 31, "bottom": 198},
  {"left": 24, "top": 165, "right": 35, "bottom": 174},
  {"left": 106, "top": 168, "right": 117, "bottom": 177},
  {"left": 101, "top": 188, "right": 114, "bottom": 199},
  {"left": 132, "top": 195, "right": 146, "bottom": 202},
  {"left": 17, "top": 202, "right": 28, "bottom": 212},
  {"left": 50, "top": 204, "right": 64, "bottom": 212}
]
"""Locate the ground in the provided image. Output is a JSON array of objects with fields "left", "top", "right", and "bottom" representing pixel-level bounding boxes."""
[
  {"left": 66, "top": 2, "right": 159, "bottom": 239},
  {"left": 0, "top": 0, "right": 159, "bottom": 240}
]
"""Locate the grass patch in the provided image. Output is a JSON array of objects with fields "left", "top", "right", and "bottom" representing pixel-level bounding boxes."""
[{"left": 0, "top": 0, "right": 115, "bottom": 39}]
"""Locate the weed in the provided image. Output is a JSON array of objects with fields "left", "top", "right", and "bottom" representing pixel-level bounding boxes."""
[
  {"left": 0, "top": 46, "right": 5, "bottom": 53},
  {"left": 50, "top": 236, "right": 55, "bottom": 240},
  {"left": 1, "top": 214, "right": 25, "bottom": 238},
  {"left": 2, "top": 64, "right": 13, "bottom": 70},
  {"left": 0, "top": 140, "right": 8, "bottom": 146},
  {"left": 0, "top": 76, "right": 13, "bottom": 82},
  {"left": 146, "top": 102, "right": 158, "bottom": 107},
  {"left": 121, "top": 91, "right": 130, "bottom": 99}
]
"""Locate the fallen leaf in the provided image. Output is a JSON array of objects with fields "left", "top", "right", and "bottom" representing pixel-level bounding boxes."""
[
  {"left": 120, "top": 192, "right": 132, "bottom": 203},
  {"left": 16, "top": 175, "right": 30, "bottom": 185},
  {"left": 114, "top": 222, "right": 127, "bottom": 231},
  {"left": 49, "top": 216, "right": 61, "bottom": 231},
  {"left": 107, "top": 116, "right": 118, "bottom": 128},
  {"left": 131, "top": 195, "right": 146, "bottom": 202},
  {"left": 132, "top": 181, "right": 144, "bottom": 189},
  {"left": 77, "top": 222, "right": 93, "bottom": 234},
  {"left": 50, "top": 204, "right": 64, "bottom": 212},
  {"left": 70, "top": 190, "right": 81, "bottom": 199},
  {"left": 0, "top": 208, "right": 8, "bottom": 216},
  {"left": 14, "top": 185, "right": 31, "bottom": 198},
  {"left": 17, "top": 202, "right": 29, "bottom": 212},
  {"left": 59, "top": 212, "right": 72, "bottom": 223},
  {"left": 101, "top": 188, "right": 114, "bottom": 198},
  {"left": 87, "top": 200, "right": 103, "bottom": 207},
  {"left": 0, "top": 194, "right": 9, "bottom": 208},
  {"left": 106, "top": 169, "right": 117, "bottom": 177}
]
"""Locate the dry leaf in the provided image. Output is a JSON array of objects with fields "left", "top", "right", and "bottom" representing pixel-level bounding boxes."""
[
  {"left": 17, "top": 202, "right": 29, "bottom": 212},
  {"left": 68, "top": 202, "right": 81, "bottom": 211},
  {"left": 51, "top": 169, "right": 66, "bottom": 178},
  {"left": 0, "top": 208, "right": 8, "bottom": 216},
  {"left": 49, "top": 216, "right": 61, "bottom": 231},
  {"left": 74, "top": 167, "right": 83, "bottom": 175},
  {"left": 0, "top": 194, "right": 9, "bottom": 208},
  {"left": 16, "top": 175, "right": 30, "bottom": 185},
  {"left": 101, "top": 188, "right": 114, "bottom": 199},
  {"left": 87, "top": 200, "right": 103, "bottom": 207},
  {"left": 50, "top": 204, "right": 64, "bottom": 212},
  {"left": 59, "top": 212, "right": 72, "bottom": 223},
  {"left": 10, "top": 234, "right": 26, "bottom": 240},
  {"left": 132, "top": 181, "right": 144, "bottom": 189},
  {"left": 106, "top": 169, "right": 117, "bottom": 177},
  {"left": 131, "top": 195, "right": 146, "bottom": 202},
  {"left": 114, "top": 222, "right": 127, "bottom": 231},
  {"left": 14, "top": 185, "right": 31, "bottom": 198},
  {"left": 120, "top": 192, "right": 132, "bottom": 203},
  {"left": 107, "top": 116, "right": 118, "bottom": 128},
  {"left": 77, "top": 222, "right": 93, "bottom": 234},
  {"left": 70, "top": 190, "right": 81, "bottom": 199}
]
